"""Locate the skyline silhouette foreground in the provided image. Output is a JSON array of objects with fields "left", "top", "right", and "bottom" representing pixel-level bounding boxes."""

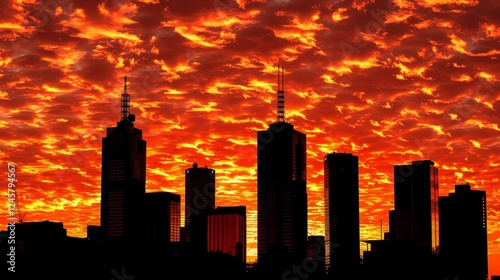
[{"left": 2, "top": 74, "right": 496, "bottom": 280}]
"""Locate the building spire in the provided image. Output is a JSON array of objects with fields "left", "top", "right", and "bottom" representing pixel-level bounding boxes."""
[
  {"left": 277, "top": 65, "right": 285, "bottom": 123},
  {"left": 120, "top": 76, "right": 130, "bottom": 121}
]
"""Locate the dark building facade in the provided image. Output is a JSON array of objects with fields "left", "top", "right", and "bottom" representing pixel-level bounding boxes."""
[
  {"left": 382, "top": 210, "right": 396, "bottom": 240},
  {"left": 439, "top": 183, "right": 488, "bottom": 280},
  {"left": 306, "top": 235, "right": 326, "bottom": 279},
  {"left": 393, "top": 160, "right": 439, "bottom": 253},
  {"left": 0, "top": 221, "right": 70, "bottom": 277},
  {"left": 361, "top": 160, "right": 441, "bottom": 279},
  {"left": 207, "top": 206, "right": 246, "bottom": 263},
  {"left": 100, "top": 77, "right": 146, "bottom": 242},
  {"left": 324, "top": 152, "right": 360, "bottom": 277},
  {"left": 361, "top": 239, "right": 441, "bottom": 280},
  {"left": 185, "top": 162, "right": 215, "bottom": 255},
  {"left": 257, "top": 66, "right": 307, "bottom": 263},
  {"left": 86, "top": 225, "right": 103, "bottom": 242},
  {"left": 13, "top": 221, "right": 67, "bottom": 254},
  {"left": 144, "top": 191, "right": 181, "bottom": 244}
]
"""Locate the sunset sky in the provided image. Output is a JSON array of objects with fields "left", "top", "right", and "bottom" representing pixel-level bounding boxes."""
[{"left": 1, "top": 0, "right": 499, "bottom": 274}]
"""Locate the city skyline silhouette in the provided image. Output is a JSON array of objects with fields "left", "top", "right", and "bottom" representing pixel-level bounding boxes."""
[{"left": 1, "top": 73, "right": 495, "bottom": 278}]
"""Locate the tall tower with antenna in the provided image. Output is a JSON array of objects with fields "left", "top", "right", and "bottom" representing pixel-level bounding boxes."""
[
  {"left": 121, "top": 76, "right": 130, "bottom": 121},
  {"left": 100, "top": 76, "right": 145, "bottom": 242},
  {"left": 257, "top": 64, "right": 308, "bottom": 268},
  {"left": 119, "top": 76, "right": 135, "bottom": 123},
  {"left": 277, "top": 65, "right": 285, "bottom": 123}
]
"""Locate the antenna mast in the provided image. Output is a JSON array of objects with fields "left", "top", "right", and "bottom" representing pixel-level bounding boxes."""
[
  {"left": 14, "top": 187, "right": 26, "bottom": 224},
  {"left": 277, "top": 65, "right": 285, "bottom": 123},
  {"left": 120, "top": 76, "right": 130, "bottom": 121}
]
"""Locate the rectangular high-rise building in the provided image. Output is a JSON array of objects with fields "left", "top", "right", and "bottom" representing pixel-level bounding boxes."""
[
  {"left": 100, "top": 77, "right": 146, "bottom": 242},
  {"left": 393, "top": 160, "right": 439, "bottom": 253},
  {"left": 185, "top": 162, "right": 215, "bottom": 255},
  {"left": 324, "top": 152, "right": 360, "bottom": 276},
  {"left": 144, "top": 191, "right": 181, "bottom": 244},
  {"left": 257, "top": 66, "right": 307, "bottom": 262},
  {"left": 207, "top": 206, "right": 246, "bottom": 263},
  {"left": 439, "top": 183, "right": 488, "bottom": 280}
]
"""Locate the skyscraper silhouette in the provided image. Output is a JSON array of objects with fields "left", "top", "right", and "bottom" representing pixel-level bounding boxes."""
[
  {"left": 185, "top": 162, "right": 215, "bottom": 255},
  {"left": 257, "top": 66, "right": 307, "bottom": 263},
  {"left": 324, "top": 152, "right": 360, "bottom": 277},
  {"left": 439, "top": 183, "right": 488, "bottom": 280},
  {"left": 361, "top": 160, "right": 441, "bottom": 280},
  {"left": 393, "top": 160, "right": 439, "bottom": 253},
  {"left": 100, "top": 76, "right": 146, "bottom": 242},
  {"left": 144, "top": 191, "right": 181, "bottom": 244}
]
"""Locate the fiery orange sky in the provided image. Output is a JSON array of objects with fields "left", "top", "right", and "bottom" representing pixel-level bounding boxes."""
[{"left": 1, "top": 0, "right": 499, "bottom": 274}]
